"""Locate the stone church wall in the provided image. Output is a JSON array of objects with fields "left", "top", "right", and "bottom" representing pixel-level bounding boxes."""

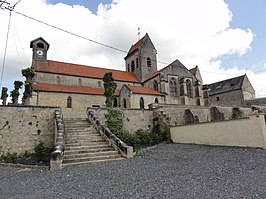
[
  {"left": 0, "top": 106, "right": 58, "bottom": 156},
  {"left": 34, "top": 91, "right": 107, "bottom": 118},
  {"left": 36, "top": 72, "right": 141, "bottom": 90}
]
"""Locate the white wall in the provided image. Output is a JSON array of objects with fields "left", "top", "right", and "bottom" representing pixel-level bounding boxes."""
[{"left": 170, "top": 115, "right": 266, "bottom": 149}]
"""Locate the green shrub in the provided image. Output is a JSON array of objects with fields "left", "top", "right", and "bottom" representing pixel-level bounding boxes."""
[
  {"left": 104, "top": 108, "right": 170, "bottom": 152},
  {"left": 34, "top": 141, "right": 53, "bottom": 161},
  {"left": 2, "top": 152, "right": 18, "bottom": 162},
  {"left": 105, "top": 108, "right": 124, "bottom": 137}
]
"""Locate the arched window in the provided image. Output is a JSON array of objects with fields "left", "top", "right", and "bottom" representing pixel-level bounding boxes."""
[
  {"left": 147, "top": 57, "right": 151, "bottom": 67},
  {"left": 155, "top": 98, "right": 159, "bottom": 103},
  {"left": 78, "top": 78, "right": 82, "bottom": 86},
  {"left": 186, "top": 79, "right": 192, "bottom": 98},
  {"left": 153, "top": 80, "right": 158, "bottom": 91},
  {"left": 98, "top": 81, "right": 101, "bottom": 88},
  {"left": 67, "top": 97, "right": 72, "bottom": 108},
  {"left": 169, "top": 78, "right": 177, "bottom": 96},
  {"left": 127, "top": 64, "right": 130, "bottom": 72},
  {"left": 113, "top": 98, "right": 118, "bottom": 108},
  {"left": 37, "top": 43, "right": 44, "bottom": 48},
  {"left": 131, "top": 60, "right": 135, "bottom": 72},
  {"left": 136, "top": 58, "right": 139, "bottom": 68},
  {"left": 123, "top": 98, "right": 127, "bottom": 108},
  {"left": 56, "top": 76, "right": 61, "bottom": 84},
  {"left": 140, "top": 97, "right": 144, "bottom": 109}
]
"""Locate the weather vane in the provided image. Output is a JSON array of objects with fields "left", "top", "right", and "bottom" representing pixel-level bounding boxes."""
[{"left": 138, "top": 28, "right": 140, "bottom": 40}]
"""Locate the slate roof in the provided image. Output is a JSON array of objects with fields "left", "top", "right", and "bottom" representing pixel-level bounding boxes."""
[
  {"left": 34, "top": 60, "right": 140, "bottom": 83},
  {"left": 208, "top": 75, "right": 245, "bottom": 96},
  {"left": 34, "top": 83, "right": 120, "bottom": 96},
  {"left": 126, "top": 85, "right": 164, "bottom": 96}
]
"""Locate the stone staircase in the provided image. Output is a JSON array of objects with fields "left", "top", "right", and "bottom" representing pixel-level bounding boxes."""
[{"left": 62, "top": 118, "right": 124, "bottom": 167}]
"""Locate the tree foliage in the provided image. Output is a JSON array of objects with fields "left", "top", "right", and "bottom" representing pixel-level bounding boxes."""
[
  {"left": 103, "top": 72, "right": 117, "bottom": 108},
  {"left": 10, "top": 81, "right": 23, "bottom": 104},
  {"left": 105, "top": 108, "right": 124, "bottom": 137},
  {"left": 21, "top": 67, "right": 36, "bottom": 103}
]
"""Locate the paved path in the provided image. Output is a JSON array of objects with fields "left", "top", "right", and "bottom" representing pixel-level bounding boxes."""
[{"left": 0, "top": 144, "right": 266, "bottom": 199}]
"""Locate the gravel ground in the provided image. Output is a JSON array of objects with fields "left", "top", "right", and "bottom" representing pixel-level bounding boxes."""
[{"left": 0, "top": 143, "right": 266, "bottom": 199}]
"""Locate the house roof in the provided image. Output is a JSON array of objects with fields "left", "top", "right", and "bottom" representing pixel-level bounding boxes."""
[
  {"left": 208, "top": 75, "right": 245, "bottom": 96},
  {"left": 34, "top": 60, "right": 140, "bottom": 83},
  {"left": 126, "top": 85, "right": 164, "bottom": 96},
  {"left": 34, "top": 83, "right": 120, "bottom": 96}
]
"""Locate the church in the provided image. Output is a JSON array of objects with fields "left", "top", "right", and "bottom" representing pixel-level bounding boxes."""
[{"left": 29, "top": 34, "right": 213, "bottom": 117}]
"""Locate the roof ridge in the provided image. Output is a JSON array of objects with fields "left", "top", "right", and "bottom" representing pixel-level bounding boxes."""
[
  {"left": 47, "top": 60, "right": 130, "bottom": 73},
  {"left": 208, "top": 74, "right": 245, "bottom": 85}
]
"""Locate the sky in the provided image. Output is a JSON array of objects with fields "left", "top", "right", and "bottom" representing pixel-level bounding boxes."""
[{"left": 0, "top": 0, "right": 266, "bottom": 102}]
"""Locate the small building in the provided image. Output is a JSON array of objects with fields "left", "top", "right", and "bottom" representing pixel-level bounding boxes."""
[{"left": 208, "top": 75, "right": 255, "bottom": 107}]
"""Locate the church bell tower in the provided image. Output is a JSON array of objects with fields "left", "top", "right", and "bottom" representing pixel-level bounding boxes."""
[{"left": 30, "top": 37, "right": 50, "bottom": 65}]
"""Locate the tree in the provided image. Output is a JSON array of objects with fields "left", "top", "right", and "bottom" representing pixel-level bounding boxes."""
[
  {"left": 103, "top": 72, "right": 117, "bottom": 108},
  {"left": 21, "top": 67, "right": 36, "bottom": 104},
  {"left": 10, "top": 81, "right": 23, "bottom": 105}
]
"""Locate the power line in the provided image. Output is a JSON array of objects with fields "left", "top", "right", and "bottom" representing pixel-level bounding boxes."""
[
  {"left": 0, "top": 10, "right": 12, "bottom": 90},
  {"left": 3, "top": 6, "right": 169, "bottom": 65},
  {"left": 1, "top": 1, "right": 264, "bottom": 79}
]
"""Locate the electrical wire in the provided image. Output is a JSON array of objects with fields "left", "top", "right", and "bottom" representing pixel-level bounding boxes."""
[
  {"left": 0, "top": 11, "right": 12, "bottom": 90},
  {"left": 1, "top": 1, "right": 265, "bottom": 78},
  {"left": 8, "top": 8, "right": 169, "bottom": 65}
]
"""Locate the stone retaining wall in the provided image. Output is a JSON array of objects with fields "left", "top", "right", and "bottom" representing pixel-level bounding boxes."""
[
  {"left": 0, "top": 106, "right": 59, "bottom": 156},
  {"left": 89, "top": 108, "right": 154, "bottom": 133}
]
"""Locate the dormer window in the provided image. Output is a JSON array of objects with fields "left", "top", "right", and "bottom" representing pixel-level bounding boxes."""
[{"left": 147, "top": 57, "right": 151, "bottom": 67}]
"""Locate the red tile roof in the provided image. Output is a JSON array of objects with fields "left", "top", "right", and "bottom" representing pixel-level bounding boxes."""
[
  {"left": 189, "top": 66, "right": 197, "bottom": 76},
  {"left": 34, "top": 83, "right": 120, "bottom": 96},
  {"left": 124, "top": 35, "right": 146, "bottom": 59},
  {"left": 34, "top": 60, "right": 140, "bottom": 83},
  {"left": 126, "top": 85, "right": 164, "bottom": 96}
]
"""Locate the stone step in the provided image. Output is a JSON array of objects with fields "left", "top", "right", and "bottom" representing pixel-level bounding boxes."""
[
  {"left": 64, "top": 150, "right": 119, "bottom": 160},
  {"left": 64, "top": 144, "right": 110, "bottom": 151},
  {"left": 62, "top": 157, "right": 125, "bottom": 167},
  {"left": 65, "top": 124, "right": 92, "bottom": 127},
  {"left": 65, "top": 134, "right": 102, "bottom": 139},
  {"left": 63, "top": 154, "right": 122, "bottom": 164},
  {"left": 65, "top": 138, "right": 103, "bottom": 142},
  {"left": 65, "top": 141, "right": 108, "bottom": 147},
  {"left": 65, "top": 131, "right": 98, "bottom": 136},
  {"left": 65, "top": 128, "right": 94, "bottom": 133},
  {"left": 64, "top": 147, "right": 115, "bottom": 155},
  {"left": 64, "top": 118, "right": 87, "bottom": 121},
  {"left": 65, "top": 126, "right": 92, "bottom": 129}
]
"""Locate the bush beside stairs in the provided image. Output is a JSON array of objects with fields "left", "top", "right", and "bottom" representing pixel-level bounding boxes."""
[{"left": 62, "top": 118, "right": 124, "bottom": 167}]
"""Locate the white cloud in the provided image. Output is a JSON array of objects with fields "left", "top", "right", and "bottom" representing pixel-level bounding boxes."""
[{"left": 0, "top": 0, "right": 265, "bottom": 97}]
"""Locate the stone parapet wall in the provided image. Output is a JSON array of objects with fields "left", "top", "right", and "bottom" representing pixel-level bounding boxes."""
[
  {"left": 0, "top": 106, "right": 59, "bottom": 156},
  {"left": 245, "top": 97, "right": 266, "bottom": 106}
]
